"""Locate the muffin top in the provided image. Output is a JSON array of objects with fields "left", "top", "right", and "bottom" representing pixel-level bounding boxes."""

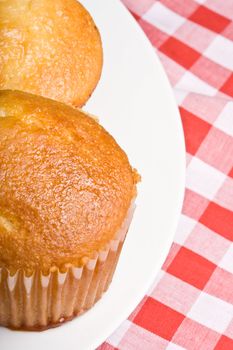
[
  {"left": 0, "top": 0, "right": 103, "bottom": 107},
  {"left": 0, "top": 90, "right": 138, "bottom": 274}
]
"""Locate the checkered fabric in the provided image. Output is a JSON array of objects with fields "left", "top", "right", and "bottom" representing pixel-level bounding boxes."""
[{"left": 99, "top": 1, "right": 233, "bottom": 349}]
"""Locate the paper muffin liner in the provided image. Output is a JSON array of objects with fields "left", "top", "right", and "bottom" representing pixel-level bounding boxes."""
[{"left": 0, "top": 203, "right": 135, "bottom": 331}]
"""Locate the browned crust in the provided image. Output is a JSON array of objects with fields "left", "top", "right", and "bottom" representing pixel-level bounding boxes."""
[
  {"left": 0, "top": 90, "right": 138, "bottom": 273},
  {"left": 0, "top": 0, "right": 103, "bottom": 107}
]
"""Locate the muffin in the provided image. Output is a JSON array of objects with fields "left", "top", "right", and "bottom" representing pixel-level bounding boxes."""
[
  {"left": 0, "top": 0, "right": 103, "bottom": 107},
  {"left": 0, "top": 90, "right": 138, "bottom": 331}
]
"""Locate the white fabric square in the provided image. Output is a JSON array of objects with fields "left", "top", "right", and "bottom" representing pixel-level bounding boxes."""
[
  {"left": 186, "top": 157, "right": 225, "bottom": 200},
  {"left": 107, "top": 319, "right": 131, "bottom": 346},
  {"left": 214, "top": 102, "right": 233, "bottom": 137},
  {"left": 175, "top": 71, "right": 216, "bottom": 96},
  {"left": 188, "top": 292, "right": 233, "bottom": 333},
  {"left": 174, "top": 89, "right": 189, "bottom": 105},
  {"left": 143, "top": 2, "right": 185, "bottom": 34},
  {"left": 204, "top": 36, "right": 233, "bottom": 71},
  {"left": 174, "top": 214, "right": 197, "bottom": 245},
  {"left": 194, "top": 0, "right": 207, "bottom": 3},
  {"left": 219, "top": 244, "right": 233, "bottom": 274}
]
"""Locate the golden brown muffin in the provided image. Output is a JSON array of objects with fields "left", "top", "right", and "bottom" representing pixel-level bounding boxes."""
[
  {"left": 0, "top": 0, "right": 103, "bottom": 107},
  {"left": 0, "top": 90, "right": 138, "bottom": 330}
]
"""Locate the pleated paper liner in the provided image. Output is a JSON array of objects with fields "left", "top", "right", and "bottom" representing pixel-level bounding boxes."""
[{"left": 0, "top": 203, "right": 135, "bottom": 331}]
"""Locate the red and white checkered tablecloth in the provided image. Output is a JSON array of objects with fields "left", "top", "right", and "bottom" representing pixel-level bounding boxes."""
[{"left": 99, "top": 1, "right": 233, "bottom": 349}]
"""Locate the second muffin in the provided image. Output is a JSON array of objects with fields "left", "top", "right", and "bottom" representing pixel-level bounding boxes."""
[{"left": 0, "top": 0, "right": 103, "bottom": 107}]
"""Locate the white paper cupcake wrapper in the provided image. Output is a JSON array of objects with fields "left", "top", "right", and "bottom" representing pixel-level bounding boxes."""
[{"left": 0, "top": 203, "right": 135, "bottom": 331}]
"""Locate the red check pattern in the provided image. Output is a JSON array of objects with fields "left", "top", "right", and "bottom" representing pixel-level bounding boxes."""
[{"left": 99, "top": 1, "right": 233, "bottom": 349}]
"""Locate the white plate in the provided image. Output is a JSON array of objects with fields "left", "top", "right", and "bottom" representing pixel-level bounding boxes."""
[{"left": 0, "top": 1, "right": 185, "bottom": 349}]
